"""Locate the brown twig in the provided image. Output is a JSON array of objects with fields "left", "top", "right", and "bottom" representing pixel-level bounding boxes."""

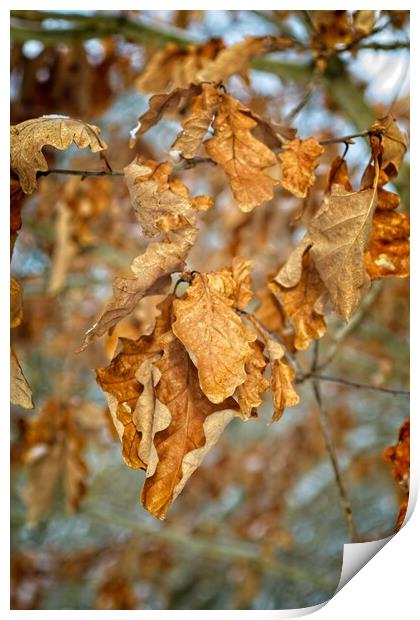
[
  {"left": 300, "top": 373, "right": 409, "bottom": 397},
  {"left": 312, "top": 378, "right": 358, "bottom": 543},
  {"left": 38, "top": 168, "right": 124, "bottom": 178},
  {"left": 319, "top": 130, "right": 370, "bottom": 145}
]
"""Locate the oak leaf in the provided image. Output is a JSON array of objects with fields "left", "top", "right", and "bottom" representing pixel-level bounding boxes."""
[
  {"left": 265, "top": 339, "right": 300, "bottom": 421},
  {"left": 20, "top": 400, "right": 94, "bottom": 523},
  {"left": 205, "top": 94, "right": 279, "bottom": 211},
  {"left": 197, "top": 36, "right": 271, "bottom": 84},
  {"left": 327, "top": 156, "right": 353, "bottom": 192},
  {"left": 279, "top": 138, "right": 324, "bottom": 198},
  {"left": 234, "top": 340, "right": 269, "bottom": 418},
  {"left": 10, "top": 348, "right": 34, "bottom": 410},
  {"left": 364, "top": 211, "right": 410, "bottom": 279},
  {"left": 172, "top": 272, "right": 256, "bottom": 403},
  {"left": 82, "top": 159, "right": 203, "bottom": 348},
  {"left": 172, "top": 84, "right": 220, "bottom": 159},
  {"left": 370, "top": 114, "right": 408, "bottom": 179},
  {"left": 96, "top": 296, "right": 173, "bottom": 469},
  {"left": 272, "top": 251, "right": 327, "bottom": 351},
  {"left": 313, "top": 11, "right": 353, "bottom": 48},
  {"left": 354, "top": 10, "right": 376, "bottom": 36},
  {"left": 131, "top": 85, "right": 200, "bottom": 144},
  {"left": 124, "top": 159, "right": 197, "bottom": 237},
  {"left": 384, "top": 418, "right": 410, "bottom": 531},
  {"left": 142, "top": 330, "right": 238, "bottom": 518},
  {"left": 308, "top": 185, "right": 377, "bottom": 320},
  {"left": 135, "top": 40, "right": 224, "bottom": 93},
  {"left": 10, "top": 116, "right": 107, "bottom": 194}
]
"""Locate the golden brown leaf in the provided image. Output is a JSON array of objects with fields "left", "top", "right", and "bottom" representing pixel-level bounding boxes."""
[
  {"left": 10, "top": 348, "right": 34, "bottom": 410},
  {"left": 10, "top": 116, "right": 107, "bottom": 194},
  {"left": 279, "top": 138, "right": 324, "bottom": 198},
  {"left": 82, "top": 160, "right": 202, "bottom": 348},
  {"left": 234, "top": 340, "right": 269, "bottom": 419},
  {"left": 272, "top": 252, "right": 327, "bottom": 351},
  {"left": 172, "top": 84, "right": 220, "bottom": 159},
  {"left": 313, "top": 11, "right": 353, "bottom": 48},
  {"left": 370, "top": 114, "right": 408, "bottom": 179},
  {"left": 96, "top": 296, "right": 173, "bottom": 469},
  {"left": 124, "top": 159, "right": 196, "bottom": 237},
  {"left": 376, "top": 187, "right": 400, "bottom": 211},
  {"left": 20, "top": 400, "right": 91, "bottom": 523},
  {"left": 142, "top": 331, "right": 238, "bottom": 518},
  {"left": 254, "top": 287, "right": 294, "bottom": 350},
  {"left": 205, "top": 94, "right": 279, "bottom": 211},
  {"left": 354, "top": 10, "right": 376, "bottom": 36},
  {"left": 10, "top": 277, "right": 23, "bottom": 328},
  {"left": 132, "top": 85, "right": 200, "bottom": 144},
  {"left": 365, "top": 211, "right": 410, "bottom": 279},
  {"left": 197, "top": 36, "right": 270, "bottom": 83},
  {"left": 327, "top": 156, "right": 353, "bottom": 192},
  {"left": 172, "top": 273, "right": 256, "bottom": 403},
  {"left": 135, "top": 40, "right": 224, "bottom": 93},
  {"left": 274, "top": 237, "right": 312, "bottom": 288},
  {"left": 265, "top": 339, "right": 299, "bottom": 421},
  {"left": 308, "top": 185, "right": 377, "bottom": 320},
  {"left": 384, "top": 418, "right": 410, "bottom": 531}
]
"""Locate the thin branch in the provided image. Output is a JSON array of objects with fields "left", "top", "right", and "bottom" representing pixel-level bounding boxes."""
[
  {"left": 352, "top": 41, "right": 409, "bottom": 51},
  {"left": 11, "top": 10, "right": 193, "bottom": 46},
  {"left": 319, "top": 131, "right": 370, "bottom": 145},
  {"left": 311, "top": 374, "right": 358, "bottom": 543},
  {"left": 303, "top": 374, "right": 410, "bottom": 397},
  {"left": 38, "top": 158, "right": 216, "bottom": 179},
  {"left": 38, "top": 168, "right": 124, "bottom": 178}
]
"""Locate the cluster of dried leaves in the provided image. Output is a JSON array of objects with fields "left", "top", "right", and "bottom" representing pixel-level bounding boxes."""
[
  {"left": 10, "top": 20, "right": 409, "bottom": 523},
  {"left": 384, "top": 418, "right": 410, "bottom": 531}
]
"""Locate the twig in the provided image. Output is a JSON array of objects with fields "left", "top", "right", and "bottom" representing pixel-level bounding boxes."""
[
  {"left": 302, "top": 374, "right": 409, "bottom": 397},
  {"left": 11, "top": 10, "right": 193, "bottom": 46},
  {"left": 319, "top": 131, "right": 370, "bottom": 145},
  {"left": 311, "top": 367, "right": 357, "bottom": 543},
  {"left": 37, "top": 158, "right": 215, "bottom": 179},
  {"left": 38, "top": 168, "right": 124, "bottom": 178},
  {"left": 352, "top": 41, "right": 409, "bottom": 51}
]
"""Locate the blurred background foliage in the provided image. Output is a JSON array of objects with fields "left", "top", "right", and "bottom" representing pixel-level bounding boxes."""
[{"left": 10, "top": 9, "right": 409, "bottom": 610}]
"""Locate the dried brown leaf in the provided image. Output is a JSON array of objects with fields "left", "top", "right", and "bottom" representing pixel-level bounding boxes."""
[
  {"left": 132, "top": 85, "right": 200, "bottom": 144},
  {"left": 234, "top": 340, "right": 269, "bottom": 419},
  {"left": 370, "top": 114, "right": 408, "bottom": 179},
  {"left": 142, "top": 331, "right": 238, "bottom": 518},
  {"left": 135, "top": 40, "right": 224, "bottom": 93},
  {"left": 172, "top": 273, "right": 256, "bottom": 403},
  {"left": 20, "top": 400, "right": 91, "bottom": 523},
  {"left": 172, "top": 84, "right": 220, "bottom": 159},
  {"left": 10, "top": 348, "right": 34, "bottom": 409},
  {"left": 10, "top": 116, "right": 107, "bottom": 194},
  {"left": 10, "top": 277, "right": 23, "bottom": 328},
  {"left": 96, "top": 296, "right": 173, "bottom": 468},
  {"left": 265, "top": 339, "right": 299, "bottom": 421},
  {"left": 82, "top": 160, "right": 202, "bottom": 348},
  {"left": 272, "top": 252, "right": 327, "bottom": 351},
  {"left": 197, "top": 36, "right": 270, "bottom": 83},
  {"left": 365, "top": 211, "right": 410, "bottom": 279},
  {"left": 205, "top": 94, "right": 279, "bottom": 211},
  {"left": 308, "top": 184, "right": 377, "bottom": 320},
  {"left": 279, "top": 138, "right": 324, "bottom": 198}
]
